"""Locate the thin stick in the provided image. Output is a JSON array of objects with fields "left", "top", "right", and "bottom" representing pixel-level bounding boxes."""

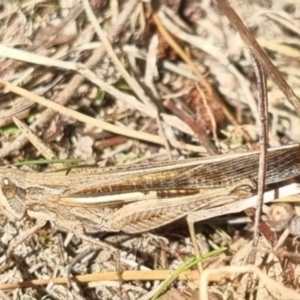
[{"left": 251, "top": 53, "right": 268, "bottom": 249}]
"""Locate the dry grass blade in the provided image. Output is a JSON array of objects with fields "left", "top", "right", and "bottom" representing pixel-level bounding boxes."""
[
  {"left": 0, "top": 269, "right": 201, "bottom": 290},
  {"left": 0, "top": 80, "right": 202, "bottom": 152}
]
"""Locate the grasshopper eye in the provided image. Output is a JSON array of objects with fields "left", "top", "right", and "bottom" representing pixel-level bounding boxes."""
[{"left": 1, "top": 177, "right": 17, "bottom": 199}]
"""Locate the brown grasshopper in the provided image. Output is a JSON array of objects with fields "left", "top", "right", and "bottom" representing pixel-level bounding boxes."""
[{"left": 0, "top": 143, "right": 299, "bottom": 243}]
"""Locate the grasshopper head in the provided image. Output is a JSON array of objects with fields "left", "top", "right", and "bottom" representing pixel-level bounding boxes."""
[{"left": 0, "top": 169, "right": 26, "bottom": 221}]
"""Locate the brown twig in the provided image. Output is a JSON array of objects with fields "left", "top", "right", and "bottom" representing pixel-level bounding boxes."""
[
  {"left": 214, "top": 0, "right": 300, "bottom": 115},
  {"left": 163, "top": 99, "right": 218, "bottom": 155}
]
